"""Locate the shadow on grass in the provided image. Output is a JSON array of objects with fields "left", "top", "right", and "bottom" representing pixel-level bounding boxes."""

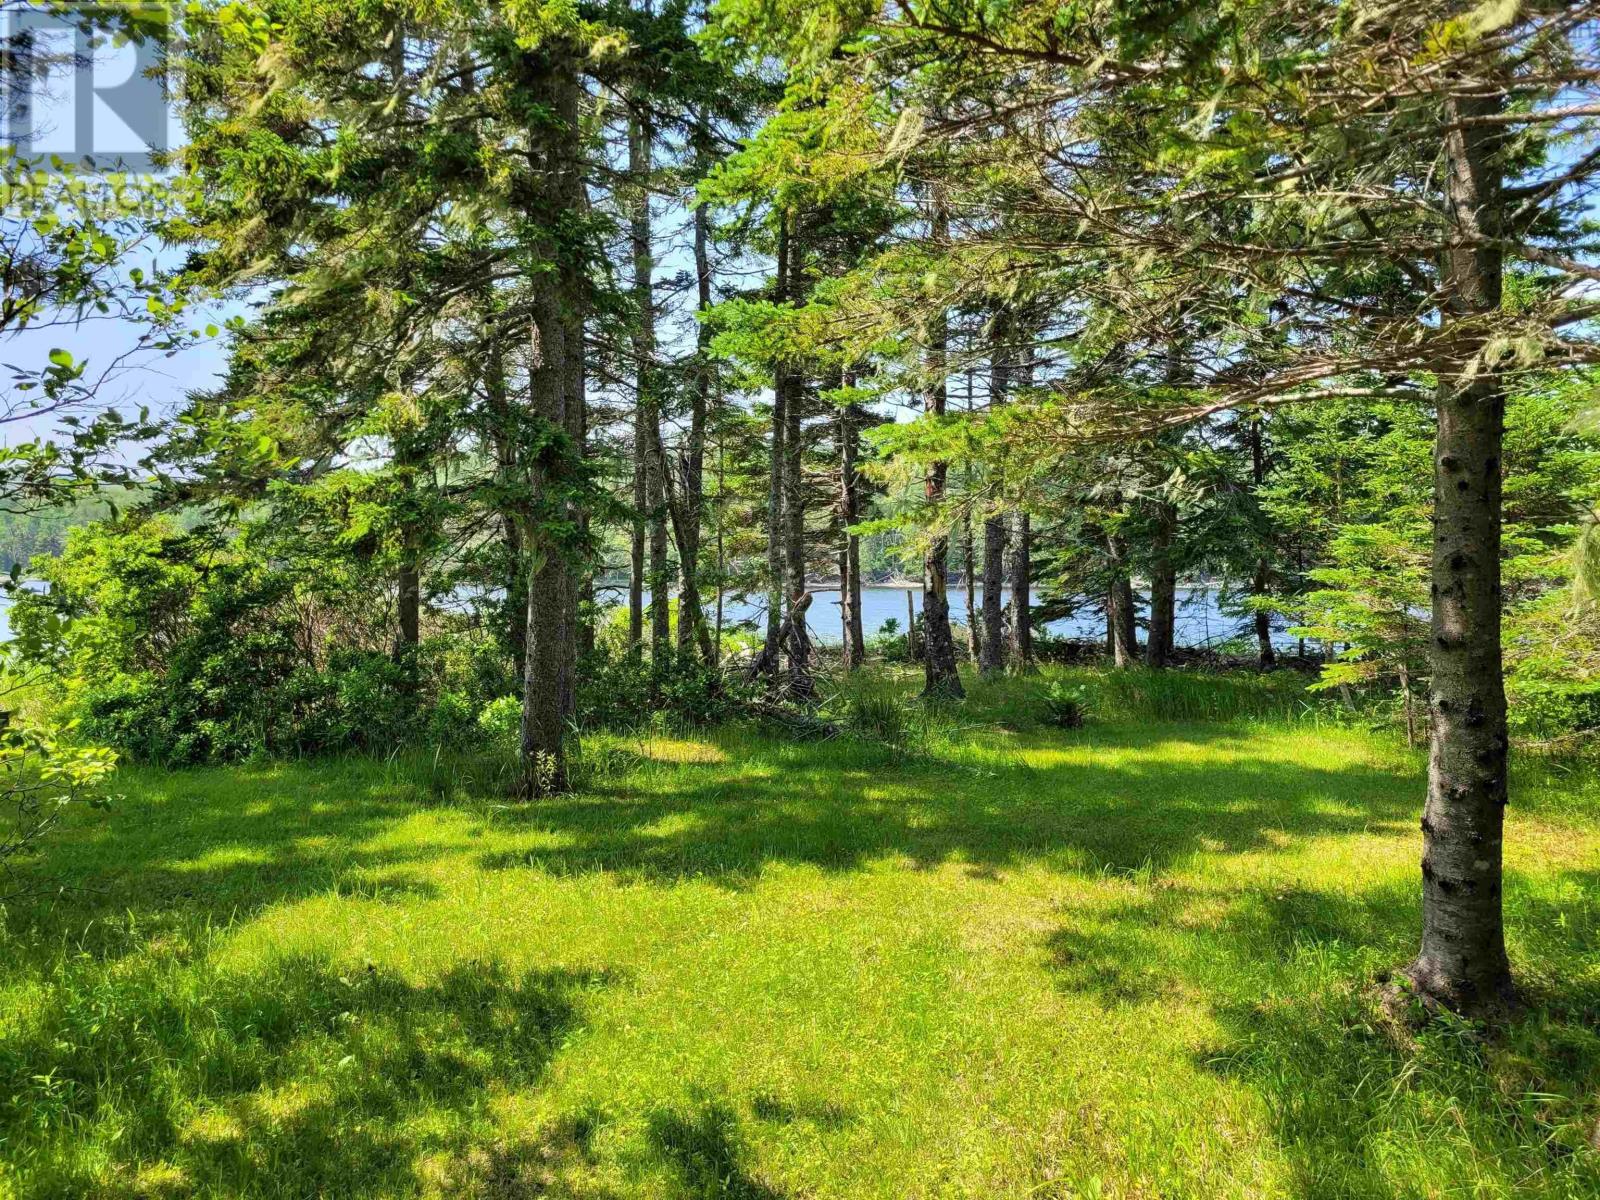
[
  {"left": 2, "top": 759, "right": 463, "bottom": 952},
  {"left": 1042, "top": 867, "right": 1600, "bottom": 1198},
  {"left": 5, "top": 720, "right": 1424, "bottom": 944},
  {"left": 475, "top": 723, "right": 1419, "bottom": 886},
  {"left": 0, "top": 954, "right": 614, "bottom": 1199},
  {"left": 646, "top": 1101, "right": 787, "bottom": 1199}
]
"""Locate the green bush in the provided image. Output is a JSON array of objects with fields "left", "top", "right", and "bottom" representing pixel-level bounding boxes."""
[
  {"left": 865, "top": 617, "right": 912, "bottom": 664},
  {"left": 477, "top": 694, "right": 523, "bottom": 748},
  {"left": 577, "top": 647, "right": 755, "bottom": 731},
  {"left": 1506, "top": 679, "right": 1600, "bottom": 742},
  {"left": 1038, "top": 681, "right": 1090, "bottom": 728},
  {"left": 11, "top": 519, "right": 473, "bottom": 765}
]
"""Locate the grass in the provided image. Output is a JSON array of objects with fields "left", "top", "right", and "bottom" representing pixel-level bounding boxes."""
[{"left": 1, "top": 666, "right": 1597, "bottom": 1198}]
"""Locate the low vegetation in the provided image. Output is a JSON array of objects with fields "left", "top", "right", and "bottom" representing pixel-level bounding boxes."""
[{"left": 2, "top": 670, "right": 1596, "bottom": 1199}]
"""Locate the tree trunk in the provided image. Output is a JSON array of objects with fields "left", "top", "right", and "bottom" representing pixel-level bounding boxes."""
[
  {"left": 1106, "top": 532, "right": 1137, "bottom": 669},
  {"left": 907, "top": 588, "right": 919, "bottom": 662},
  {"left": 520, "top": 42, "right": 583, "bottom": 795},
  {"left": 839, "top": 394, "right": 865, "bottom": 670},
  {"left": 1146, "top": 504, "right": 1177, "bottom": 669},
  {"left": 980, "top": 512, "right": 1007, "bottom": 676},
  {"left": 575, "top": 371, "right": 594, "bottom": 663},
  {"left": 1006, "top": 334, "right": 1035, "bottom": 675},
  {"left": 628, "top": 113, "right": 670, "bottom": 659},
  {"left": 781, "top": 215, "right": 810, "bottom": 697},
  {"left": 715, "top": 414, "right": 726, "bottom": 666},
  {"left": 1249, "top": 416, "right": 1277, "bottom": 669},
  {"left": 961, "top": 502, "right": 979, "bottom": 663},
  {"left": 392, "top": 434, "right": 423, "bottom": 667},
  {"left": 1407, "top": 91, "right": 1513, "bottom": 1013},
  {"left": 979, "top": 310, "right": 1012, "bottom": 676},
  {"left": 762, "top": 211, "right": 790, "bottom": 682},
  {"left": 629, "top": 481, "right": 645, "bottom": 656},
  {"left": 1008, "top": 511, "right": 1033, "bottom": 673},
  {"left": 674, "top": 196, "right": 713, "bottom": 661},
  {"left": 396, "top": 558, "right": 420, "bottom": 658},
  {"left": 481, "top": 327, "right": 528, "bottom": 676},
  {"left": 920, "top": 188, "right": 964, "bottom": 700}
]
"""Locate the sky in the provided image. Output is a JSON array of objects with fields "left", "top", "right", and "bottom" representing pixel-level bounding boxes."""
[{"left": 2, "top": 7, "right": 230, "bottom": 446}]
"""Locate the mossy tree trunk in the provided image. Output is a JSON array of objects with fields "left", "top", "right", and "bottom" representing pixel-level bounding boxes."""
[{"left": 519, "top": 42, "right": 584, "bottom": 796}]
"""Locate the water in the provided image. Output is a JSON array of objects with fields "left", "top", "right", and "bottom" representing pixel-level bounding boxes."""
[
  {"left": 0, "top": 583, "right": 1299, "bottom": 651},
  {"left": 602, "top": 584, "right": 1299, "bottom": 651}
]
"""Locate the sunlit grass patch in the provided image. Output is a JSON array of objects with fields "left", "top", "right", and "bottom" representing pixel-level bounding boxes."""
[{"left": 1, "top": 667, "right": 1596, "bottom": 1198}]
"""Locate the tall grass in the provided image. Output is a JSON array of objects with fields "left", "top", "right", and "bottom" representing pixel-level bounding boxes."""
[{"left": 1087, "top": 667, "right": 1315, "bottom": 723}]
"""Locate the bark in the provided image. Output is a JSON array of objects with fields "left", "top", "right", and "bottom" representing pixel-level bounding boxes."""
[
  {"left": 1249, "top": 417, "right": 1277, "bottom": 669},
  {"left": 980, "top": 316, "right": 1012, "bottom": 676},
  {"left": 907, "top": 589, "right": 920, "bottom": 661},
  {"left": 486, "top": 335, "right": 527, "bottom": 678},
  {"left": 1406, "top": 91, "right": 1514, "bottom": 1013},
  {"left": 1106, "top": 531, "right": 1138, "bottom": 669},
  {"left": 786, "top": 587, "right": 815, "bottom": 701},
  {"left": 1008, "top": 511, "right": 1033, "bottom": 673},
  {"left": 674, "top": 197, "right": 713, "bottom": 661},
  {"left": 980, "top": 512, "right": 1007, "bottom": 676},
  {"left": 1146, "top": 504, "right": 1178, "bottom": 669},
  {"left": 839, "top": 394, "right": 865, "bottom": 671},
  {"left": 920, "top": 189, "right": 964, "bottom": 700},
  {"left": 628, "top": 112, "right": 670, "bottom": 659},
  {"left": 1006, "top": 337, "right": 1035, "bottom": 674},
  {"left": 783, "top": 372, "right": 806, "bottom": 627},
  {"left": 396, "top": 558, "right": 420, "bottom": 658},
  {"left": 961, "top": 503, "right": 979, "bottom": 663},
  {"left": 629, "top": 475, "right": 645, "bottom": 656},
  {"left": 761, "top": 212, "right": 790, "bottom": 681},
  {"left": 392, "top": 435, "right": 423, "bottom": 666},
  {"left": 558, "top": 327, "right": 584, "bottom": 726},
  {"left": 519, "top": 42, "right": 583, "bottom": 795},
  {"left": 715, "top": 415, "right": 726, "bottom": 666},
  {"left": 575, "top": 367, "right": 594, "bottom": 662},
  {"left": 781, "top": 214, "right": 810, "bottom": 697}
]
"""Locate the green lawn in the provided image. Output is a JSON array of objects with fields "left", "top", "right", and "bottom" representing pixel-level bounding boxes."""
[{"left": 2, "top": 670, "right": 1598, "bottom": 1198}]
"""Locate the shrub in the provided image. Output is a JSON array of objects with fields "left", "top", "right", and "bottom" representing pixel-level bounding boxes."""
[
  {"left": 1506, "top": 679, "right": 1600, "bottom": 743},
  {"left": 1038, "top": 681, "right": 1089, "bottom": 729},
  {"left": 477, "top": 694, "right": 523, "bottom": 749},
  {"left": 866, "top": 617, "right": 911, "bottom": 664},
  {"left": 0, "top": 709, "right": 117, "bottom": 878},
  {"left": 10, "top": 519, "right": 455, "bottom": 764},
  {"left": 425, "top": 690, "right": 479, "bottom": 748},
  {"left": 577, "top": 647, "right": 755, "bottom": 731}
]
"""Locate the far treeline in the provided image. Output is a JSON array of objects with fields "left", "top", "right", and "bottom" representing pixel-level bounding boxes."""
[{"left": 7, "top": 1, "right": 1600, "bottom": 1021}]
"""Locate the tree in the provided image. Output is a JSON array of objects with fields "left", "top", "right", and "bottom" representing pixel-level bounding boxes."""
[{"left": 706, "top": 0, "right": 1600, "bottom": 1012}]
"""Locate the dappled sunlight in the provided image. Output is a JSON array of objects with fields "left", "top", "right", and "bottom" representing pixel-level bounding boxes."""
[
  {"left": 630, "top": 737, "right": 728, "bottom": 765},
  {"left": 4, "top": 710, "right": 1597, "bottom": 1198}
]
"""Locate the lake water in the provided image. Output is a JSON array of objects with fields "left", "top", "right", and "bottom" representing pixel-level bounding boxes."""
[
  {"left": 603, "top": 584, "right": 1299, "bottom": 651},
  {"left": 0, "top": 583, "right": 1300, "bottom": 651}
]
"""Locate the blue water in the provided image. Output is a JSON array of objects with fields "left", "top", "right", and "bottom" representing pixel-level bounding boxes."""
[
  {"left": 601, "top": 585, "right": 1299, "bottom": 650},
  {"left": 0, "top": 583, "right": 1299, "bottom": 650}
]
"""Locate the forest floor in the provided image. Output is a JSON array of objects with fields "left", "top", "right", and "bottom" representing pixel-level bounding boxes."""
[{"left": 2, "top": 668, "right": 1598, "bottom": 1199}]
